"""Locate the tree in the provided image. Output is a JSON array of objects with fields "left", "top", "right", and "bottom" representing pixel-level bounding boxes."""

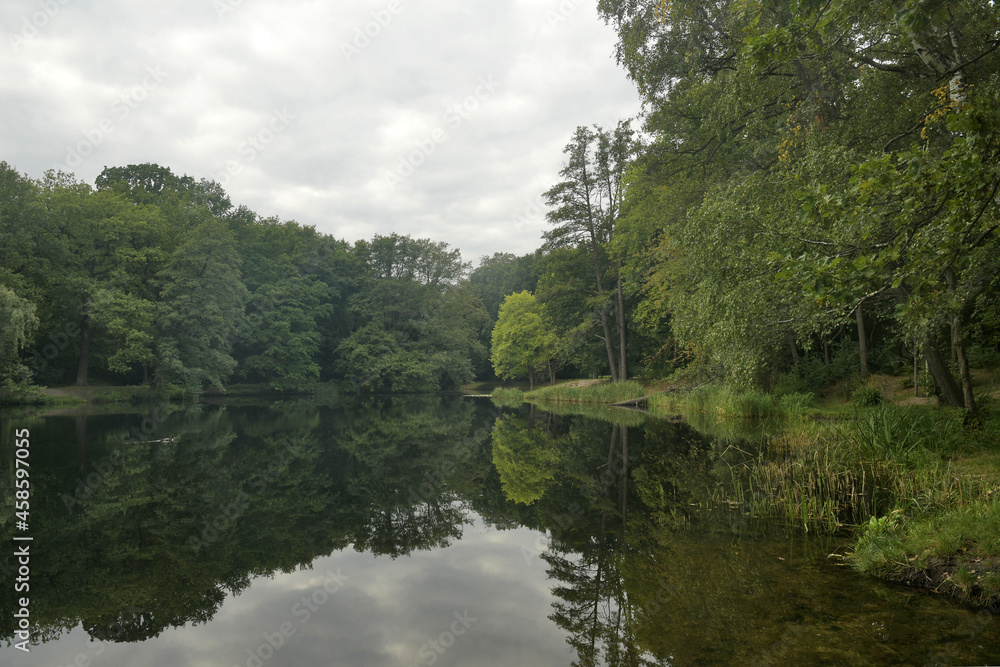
[
  {"left": 338, "top": 234, "right": 484, "bottom": 392},
  {"left": 155, "top": 219, "right": 248, "bottom": 395},
  {"left": 0, "top": 285, "right": 38, "bottom": 387},
  {"left": 33, "top": 177, "right": 168, "bottom": 385},
  {"left": 228, "top": 216, "right": 339, "bottom": 391},
  {"left": 491, "top": 291, "right": 558, "bottom": 390},
  {"left": 544, "top": 122, "right": 639, "bottom": 380},
  {"left": 96, "top": 163, "right": 232, "bottom": 217},
  {"left": 596, "top": 0, "right": 1000, "bottom": 402},
  {"left": 469, "top": 251, "right": 542, "bottom": 321},
  {"left": 90, "top": 288, "right": 157, "bottom": 381}
]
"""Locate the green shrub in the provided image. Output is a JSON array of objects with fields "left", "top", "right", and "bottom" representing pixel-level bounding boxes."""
[
  {"left": 490, "top": 387, "right": 525, "bottom": 407},
  {"left": 850, "top": 384, "right": 883, "bottom": 407},
  {"left": 967, "top": 344, "right": 1000, "bottom": 370},
  {"left": 777, "top": 391, "right": 816, "bottom": 415},
  {"left": 839, "top": 404, "right": 929, "bottom": 463},
  {"left": 850, "top": 514, "right": 907, "bottom": 578}
]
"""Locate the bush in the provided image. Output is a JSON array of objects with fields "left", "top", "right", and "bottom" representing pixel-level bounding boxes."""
[
  {"left": 490, "top": 387, "right": 525, "bottom": 407},
  {"left": 967, "top": 344, "right": 1000, "bottom": 370},
  {"left": 850, "top": 514, "right": 907, "bottom": 578},
  {"left": 777, "top": 392, "right": 816, "bottom": 415},
  {"left": 850, "top": 384, "right": 883, "bottom": 407}
]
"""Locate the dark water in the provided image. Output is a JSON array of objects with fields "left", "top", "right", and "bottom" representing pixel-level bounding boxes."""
[{"left": 1, "top": 397, "right": 998, "bottom": 666}]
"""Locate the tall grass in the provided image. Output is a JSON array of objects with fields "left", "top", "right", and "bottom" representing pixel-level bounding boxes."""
[
  {"left": 680, "top": 385, "right": 816, "bottom": 419},
  {"left": 527, "top": 380, "right": 646, "bottom": 404},
  {"left": 718, "top": 405, "right": 980, "bottom": 532}
]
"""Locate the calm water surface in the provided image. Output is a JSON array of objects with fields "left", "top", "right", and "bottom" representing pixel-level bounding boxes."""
[{"left": 1, "top": 396, "right": 998, "bottom": 666}]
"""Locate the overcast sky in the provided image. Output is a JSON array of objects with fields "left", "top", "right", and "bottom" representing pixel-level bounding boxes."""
[{"left": 1, "top": 0, "right": 642, "bottom": 265}]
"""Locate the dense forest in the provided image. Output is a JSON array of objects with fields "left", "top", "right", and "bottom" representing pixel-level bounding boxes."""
[{"left": 2, "top": 0, "right": 999, "bottom": 408}]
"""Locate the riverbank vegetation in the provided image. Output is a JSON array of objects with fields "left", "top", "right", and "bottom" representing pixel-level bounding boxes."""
[{"left": 504, "top": 373, "right": 1000, "bottom": 608}]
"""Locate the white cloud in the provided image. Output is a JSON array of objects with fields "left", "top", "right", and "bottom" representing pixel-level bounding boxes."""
[{"left": 1, "top": 0, "right": 641, "bottom": 264}]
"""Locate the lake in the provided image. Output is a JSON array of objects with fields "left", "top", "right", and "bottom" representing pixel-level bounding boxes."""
[{"left": 2, "top": 396, "right": 998, "bottom": 665}]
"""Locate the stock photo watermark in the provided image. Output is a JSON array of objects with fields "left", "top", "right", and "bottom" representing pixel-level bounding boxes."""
[
  {"left": 408, "top": 610, "right": 477, "bottom": 667},
  {"left": 235, "top": 567, "right": 350, "bottom": 667},
  {"left": 509, "top": 194, "right": 546, "bottom": 234},
  {"left": 214, "top": 0, "right": 244, "bottom": 19},
  {"left": 382, "top": 75, "right": 500, "bottom": 193},
  {"left": 7, "top": 0, "right": 72, "bottom": 51},
  {"left": 543, "top": 0, "right": 585, "bottom": 29},
  {"left": 53, "top": 64, "right": 169, "bottom": 172},
  {"left": 213, "top": 107, "right": 296, "bottom": 188},
  {"left": 340, "top": 0, "right": 403, "bottom": 61}
]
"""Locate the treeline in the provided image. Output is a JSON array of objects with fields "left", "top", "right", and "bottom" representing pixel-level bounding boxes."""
[
  {"left": 0, "top": 162, "right": 499, "bottom": 395},
  {"left": 0, "top": 154, "right": 669, "bottom": 397}
]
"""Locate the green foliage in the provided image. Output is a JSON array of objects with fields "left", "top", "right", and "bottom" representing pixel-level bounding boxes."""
[
  {"left": 597, "top": 0, "right": 1000, "bottom": 407},
  {"left": 527, "top": 380, "right": 646, "bottom": 404},
  {"left": 0, "top": 284, "right": 38, "bottom": 387},
  {"left": 850, "top": 384, "right": 884, "bottom": 408},
  {"left": 542, "top": 122, "right": 639, "bottom": 381},
  {"left": 155, "top": 220, "right": 248, "bottom": 396},
  {"left": 238, "top": 276, "right": 330, "bottom": 391},
  {"left": 850, "top": 515, "right": 908, "bottom": 578},
  {"left": 966, "top": 344, "right": 1000, "bottom": 370},
  {"left": 90, "top": 288, "right": 156, "bottom": 375},
  {"left": 491, "top": 291, "right": 558, "bottom": 388},
  {"left": 489, "top": 387, "right": 525, "bottom": 407}
]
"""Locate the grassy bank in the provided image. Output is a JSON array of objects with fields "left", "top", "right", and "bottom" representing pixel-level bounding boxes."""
[
  {"left": 683, "top": 394, "right": 1000, "bottom": 608},
  {"left": 494, "top": 375, "right": 1000, "bottom": 608}
]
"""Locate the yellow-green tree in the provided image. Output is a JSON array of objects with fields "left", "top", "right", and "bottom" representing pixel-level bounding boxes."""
[{"left": 490, "top": 291, "right": 558, "bottom": 390}]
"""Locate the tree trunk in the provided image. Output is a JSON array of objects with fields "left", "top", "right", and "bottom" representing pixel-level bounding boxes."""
[
  {"left": 923, "top": 334, "right": 965, "bottom": 408},
  {"left": 824, "top": 340, "right": 830, "bottom": 366},
  {"left": 952, "top": 317, "right": 977, "bottom": 416},
  {"left": 76, "top": 311, "right": 90, "bottom": 386},
  {"left": 913, "top": 339, "right": 919, "bottom": 398},
  {"left": 549, "top": 360, "right": 555, "bottom": 385},
  {"left": 943, "top": 269, "right": 977, "bottom": 415},
  {"left": 599, "top": 308, "right": 619, "bottom": 381},
  {"left": 788, "top": 337, "right": 800, "bottom": 366},
  {"left": 615, "top": 266, "right": 627, "bottom": 382},
  {"left": 855, "top": 305, "right": 869, "bottom": 378},
  {"left": 588, "top": 235, "right": 618, "bottom": 381}
]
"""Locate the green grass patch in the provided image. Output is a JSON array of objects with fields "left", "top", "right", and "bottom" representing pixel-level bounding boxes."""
[
  {"left": 901, "top": 499, "right": 1000, "bottom": 562},
  {"left": 0, "top": 385, "right": 54, "bottom": 405},
  {"left": 850, "top": 383, "right": 883, "bottom": 407},
  {"left": 678, "top": 385, "right": 815, "bottom": 419},
  {"left": 490, "top": 387, "right": 525, "bottom": 407},
  {"left": 849, "top": 514, "right": 908, "bottom": 578},
  {"left": 526, "top": 380, "right": 646, "bottom": 405}
]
